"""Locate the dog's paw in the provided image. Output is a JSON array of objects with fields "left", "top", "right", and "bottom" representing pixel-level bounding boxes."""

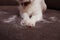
[
  {"left": 20, "top": 19, "right": 26, "bottom": 26},
  {"left": 20, "top": 19, "right": 35, "bottom": 27},
  {"left": 26, "top": 20, "right": 35, "bottom": 27}
]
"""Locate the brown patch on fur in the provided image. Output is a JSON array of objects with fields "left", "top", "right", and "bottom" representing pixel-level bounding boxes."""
[{"left": 21, "top": 2, "right": 31, "bottom": 7}]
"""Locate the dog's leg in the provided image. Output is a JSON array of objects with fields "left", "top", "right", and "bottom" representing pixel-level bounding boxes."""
[
  {"left": 20, "top": 13, "right": 31, "bottom": 26},
  {"left": 20, "top": 3, "right": 34, "bottom": 26},
  {"left": 29, "top": 5, "right": 43, "bottom": 27}
]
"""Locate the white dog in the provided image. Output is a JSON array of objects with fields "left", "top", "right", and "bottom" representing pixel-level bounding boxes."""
[{"left": 17, "top": 0, "right": 47, "bottom": 27}]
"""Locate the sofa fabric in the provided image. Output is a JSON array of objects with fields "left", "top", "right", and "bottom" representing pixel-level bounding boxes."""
[{"left": 0, "top": 6, "right": 60, "bottom": 40}]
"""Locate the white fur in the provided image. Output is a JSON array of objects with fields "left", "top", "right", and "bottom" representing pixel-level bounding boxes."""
[{"left": 19, "top": 0, "right": 47, "bottom": 27}]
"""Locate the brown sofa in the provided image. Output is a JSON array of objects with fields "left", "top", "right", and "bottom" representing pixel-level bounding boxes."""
[{"left": 0, "top": 0, "right": 60, "bottom": 40}]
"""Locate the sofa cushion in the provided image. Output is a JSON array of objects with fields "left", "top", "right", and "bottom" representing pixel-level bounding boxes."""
[{"left": 45, "top": 0, "right": 60, "bottom": 10}]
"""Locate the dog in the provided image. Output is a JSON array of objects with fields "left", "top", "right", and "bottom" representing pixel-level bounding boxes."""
[{"left": 16, "top": 0, "right": 47, "bottom": 27}]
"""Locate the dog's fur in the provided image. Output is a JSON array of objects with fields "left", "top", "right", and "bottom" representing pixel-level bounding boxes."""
[{"left": 16, "top": 0, "right": 47, "bottom": 27}]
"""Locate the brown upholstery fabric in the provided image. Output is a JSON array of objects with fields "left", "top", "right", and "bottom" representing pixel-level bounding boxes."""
[{"left": 0, "top": 6, "right": 60, "bottom": 40}]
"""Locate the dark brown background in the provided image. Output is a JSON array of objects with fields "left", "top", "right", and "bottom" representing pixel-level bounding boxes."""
[{"left": 0, "top": 0, "right": 60, "bottom": 10}]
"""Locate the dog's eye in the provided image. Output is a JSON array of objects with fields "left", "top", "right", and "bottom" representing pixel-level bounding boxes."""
[{"left": 21, "top": 2, "right": 31, "bottom": 6}]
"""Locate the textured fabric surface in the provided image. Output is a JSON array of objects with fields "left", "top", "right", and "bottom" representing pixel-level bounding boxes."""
[{"left": 0, "top": 6, "right": 60, "bottom": 40}]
